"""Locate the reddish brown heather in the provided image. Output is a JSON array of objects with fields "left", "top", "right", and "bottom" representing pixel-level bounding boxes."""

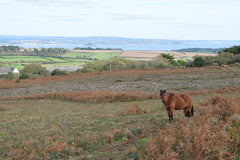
[
  {"left": 187, "top": 85, "right": 240, "bottom": 96},
  {"left": 1, "top": 85, "right": 239, "bottom": 103},
  {"left": 0, "top": 91, "right": 160, "bottom": 103},
  {"left": 122, "top": 104, "right": 150, "bottom": 116},
  {"left": 142, "top": 95, "right": 240, "bottom": 160},
  {"left": 0, "top": 67, "right": 202, "bottom": 89}
]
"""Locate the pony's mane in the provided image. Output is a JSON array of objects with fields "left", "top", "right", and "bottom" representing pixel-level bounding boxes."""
[{"left": 168, "top": 92, "right": 175, "bottom": 96}]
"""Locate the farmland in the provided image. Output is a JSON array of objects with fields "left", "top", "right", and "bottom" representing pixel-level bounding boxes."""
[
  {"left": 0, "top": 55, "right": 86, "bottom": 70},
  {"left": 0, "top": 65, "right": 240, "bottom": 159},
  {"left": 0, "top": 49, "right": 217, "bottom": 71},
  {"left": 118, "top": 50, "right": 216, "bottom": 60},
  {"left": 0, "top": 51, "right": 121, "bottom": 70}
]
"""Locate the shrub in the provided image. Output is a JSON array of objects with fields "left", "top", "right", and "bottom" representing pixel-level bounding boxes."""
[
  {"left": 19, "top": 73, "right": 29, "bottom": 79},
  {"left": 162, "top": 53, "right": 174, "bottom": 61},
  {"left": 148, "top": 55, "right": 168, "bottom": 68},
  {"left": 177, "top": 59, "right": 186, "bottom": 66},
  {"left": 22, "top": 64, "right": 50, "bottom": 78},
  {"left": 193, "top": 56, "right": 206, "bottom": 67},
  {"left": 51, "top": 69, "right": 68, "bottom": 76},
  {"left": 207, "top": 95, "right": 237, "bottom": 120},
  {"left": 75, "top": 69, "right": 82, "bottom": 74},
  {"left": 158, "top": 63, "right": 164, "bottom": 68}
]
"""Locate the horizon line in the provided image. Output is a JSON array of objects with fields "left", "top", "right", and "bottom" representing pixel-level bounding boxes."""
[{"left": 0, "top": 34, "right": 240, "bottom": 41}]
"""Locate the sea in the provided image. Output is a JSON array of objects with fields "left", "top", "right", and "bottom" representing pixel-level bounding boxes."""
[{"left": 19, "top": 42, "right": 240, "bottom": 51}]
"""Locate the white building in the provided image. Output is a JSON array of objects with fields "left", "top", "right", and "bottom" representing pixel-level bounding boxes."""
[{"left": 0, "top": 67, "right": 20, "bottom": 75}]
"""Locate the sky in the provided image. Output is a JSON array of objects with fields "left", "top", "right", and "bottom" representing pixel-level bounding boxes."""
[{"left": 0, "top": 0, "right": 240, "bottom": 40}]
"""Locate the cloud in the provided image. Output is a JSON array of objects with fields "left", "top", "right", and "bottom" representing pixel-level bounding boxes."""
[
  {"left": 45, "top": 15, "right": 86, "bottom": 22},
  {"left": 12, "top": 0, "right": 103, "bottom": 8},
  {"left": 0, "top": 0, "right": 9, "bottom": 5},
  {"left": 111, "top": 13, "right": 174, "bottom": 21}
]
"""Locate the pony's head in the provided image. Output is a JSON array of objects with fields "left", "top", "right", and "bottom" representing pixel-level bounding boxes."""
[
  {"left": 183, "top": 107, "right": 190, "bottom": 117},
  {"left": 160, "top": 90, "right": 167, "bottom": 103}
]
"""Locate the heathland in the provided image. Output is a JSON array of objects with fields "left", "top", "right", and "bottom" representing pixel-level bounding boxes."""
[{"left": 0, "top": 65, "right": 240, "bottom": 159}]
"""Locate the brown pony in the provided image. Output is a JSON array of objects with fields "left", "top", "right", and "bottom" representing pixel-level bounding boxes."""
[{"left": 160, "top": 90, "right": 194, "bottom": 123}]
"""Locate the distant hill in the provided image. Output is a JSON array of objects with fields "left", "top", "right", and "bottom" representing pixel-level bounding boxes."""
[
  {"left": 0, "top": 35, "right": 240, "bottom": 51},
  {"left": 173, "top": 48, "right": 220, "bottom": 53}
]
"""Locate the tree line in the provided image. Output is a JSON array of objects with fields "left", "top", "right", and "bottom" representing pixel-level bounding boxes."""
[{"left": 0, "top": 46, "right": 68, "bottom": 57}]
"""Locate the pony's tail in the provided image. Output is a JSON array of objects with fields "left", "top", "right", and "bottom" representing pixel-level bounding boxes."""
[{"left": 191, "top": 105, "right": 194, "bottom": 117}]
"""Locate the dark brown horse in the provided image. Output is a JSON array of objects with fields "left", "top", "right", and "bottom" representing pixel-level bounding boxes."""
[{"left": 160, "top": 90, "right": 194, "bottom": 123}]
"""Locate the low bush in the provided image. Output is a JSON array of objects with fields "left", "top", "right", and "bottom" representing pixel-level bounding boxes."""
[
  {"left": 21, "top": 64, "right": 50, "bottom": 78},
  {"left": 51, "top": 69, "right": 68, "bottom": 76},
  {"left": 19, "top": 73, "right": 29, "bottom": 79}
]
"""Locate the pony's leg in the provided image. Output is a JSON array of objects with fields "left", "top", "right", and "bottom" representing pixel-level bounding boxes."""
[
  {"left": 191, "top": 105, "right": 194, "bottom": 117},
  {"left": 188, "top": 108, "right": 192, "bottom": 117},
  {"left": 170, "top": 108, "right": 174, "bottom": 122},
  {"left": 168, "top": 112, "right": 171, "bottom": 123},
  {"left": 188, "top": 105, "right": 194, "bottom": 117}
]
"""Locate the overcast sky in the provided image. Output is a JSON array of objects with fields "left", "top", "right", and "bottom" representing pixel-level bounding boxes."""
[{"left": 0, "top": 0, "right": 239, "bottom": 40}]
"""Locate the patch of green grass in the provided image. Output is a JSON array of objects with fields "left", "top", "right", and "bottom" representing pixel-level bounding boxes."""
[
  {"left": 90, "top": 52, "right": 121, "bottom": 60},
  {"left": 63, "top": 52, "right": 121, "bottom": 60},
  {"left": 63, "top": 52, "right": 94, "bottom": 58},
  {"left": 138, "top": 137, "right": 150, "bottom": 145}
]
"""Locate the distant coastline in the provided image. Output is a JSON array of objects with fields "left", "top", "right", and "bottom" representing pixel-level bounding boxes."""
[{"left": 0, "top": 35, "right": 240, "bottom": 51}]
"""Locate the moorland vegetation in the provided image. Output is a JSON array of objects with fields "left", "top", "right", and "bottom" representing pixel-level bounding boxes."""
[
  {"left": 0, "top": 65, "right": 240, "bottom": 159},
  {"left": 0, "top": 45, "right": 240, "bottom": 159}
]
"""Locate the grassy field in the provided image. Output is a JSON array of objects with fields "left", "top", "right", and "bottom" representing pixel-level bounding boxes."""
[
  {"left": 0, "top": 49, "right": 217, "bottom": 70},
  {"left": 0, "top": 55, "right": 89, "bottom": 69},
  {"left": 0, "top": 51, "right": 120, "bottom": 70},
  {"left": 0, "top": 66, "right": 240, "bottom": 159},
  {"left": 63, "top": 52, "right": 120, "bottom": 60}
]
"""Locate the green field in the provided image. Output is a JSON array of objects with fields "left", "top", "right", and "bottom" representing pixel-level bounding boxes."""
[
  {"left": 63, "top": 52, "right": 121, "bottom": 60},
  {"left": 0, "top": 52, "right": 121, "bottom": 70},
  {"left": 0, "top": 55, "right": 88, "bottom": 69}
]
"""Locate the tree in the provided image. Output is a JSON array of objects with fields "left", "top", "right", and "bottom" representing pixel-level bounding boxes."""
[
  {"left": 193, "top": 56, "right": 206, "bottom": 67},
  {"left": 22, "top": 64, "right": 49, "bottom": 78},
  {"left": 222, "top": 45, "right": 240, "bottom": 55}
]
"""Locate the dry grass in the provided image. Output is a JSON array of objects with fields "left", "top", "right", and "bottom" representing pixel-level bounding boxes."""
[
  {"left": 1, "top": 85, "right": 239, "bottom": 104},
  {"left": 2, "top": 65, "right": 240, "bottom": 98},
  {"left": 119, "top": 50, "right": 216, "bottom": 59},
  {"left": 140, "top": 95, "right": 240, "bottom": 160},
  {"left": 0, "top": 67, "right": 202, "bottom": 90},
  {"left": 0, "top": 104, "right": 7, "bottom": 111},
  {"left": 122, "top": 104, "right": 150, "bottom": 116},
  {"left": 0, "top": 65, "right": 240, "bottom": 159},
  {"left": 0, "top": 99, "right": 164, "bottom": 159},
  {"left": 0, "top": 91, "right": 159, "bottom": 103},
  {"left": 1, "top": 93, "right": 240, "bottom": 159}
]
